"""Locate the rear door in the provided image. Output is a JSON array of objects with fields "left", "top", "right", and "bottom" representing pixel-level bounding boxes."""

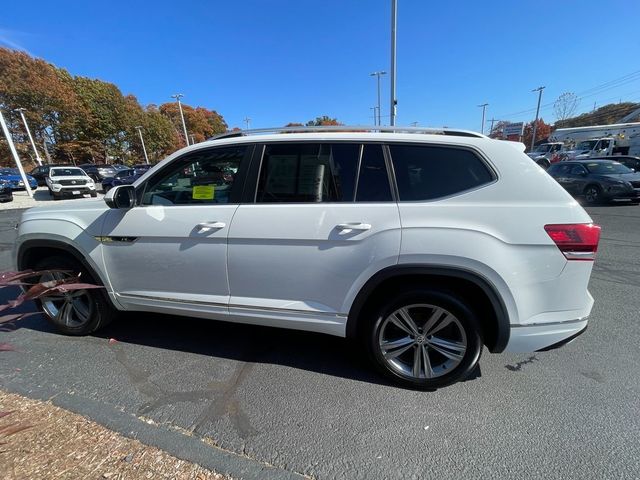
[{"left": 226, "top": 142, "right": 401, "bottom": 335}]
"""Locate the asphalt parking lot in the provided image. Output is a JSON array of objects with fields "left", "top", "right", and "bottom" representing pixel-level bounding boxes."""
[{"left": 1, "top": 204, "right": 639, "bottom": 479}]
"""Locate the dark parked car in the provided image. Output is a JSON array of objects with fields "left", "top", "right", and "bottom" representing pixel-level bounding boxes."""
[
  {"left": 77, "top": 163, "right": 118, "bottom": 182},
  {"left": 29, "top": 164, "right": 69, "bottom": 186},
  {"left": 110, "top": 170, "right": 146, "bottom": 189},
  {"left": 547, "top": 160, "right": 640, "bottom": 204},
  {"left": 0, "top": 179, "right": 13, "bottom": 202},
  {"left": 0, "top": 168, "right": 38, "bottom": 190},
  {"left": 101, "top": 168, "right": 136, "bottom": 192},
  {"left": 591, "top": 156, "right": 640, "bottom": 172}
]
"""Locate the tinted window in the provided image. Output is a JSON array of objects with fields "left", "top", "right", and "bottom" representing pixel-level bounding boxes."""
[
  {"left": 390, "top": 145, "right": 493, "bottom": 201},
  {"left": 50, "top": 168, "right": 85, "bottom": 176},
  {"left": 356, "top": 144, "right": 392, "bottom": 202},
  {"left": 549, "top": 164, "right": 572, "bottom": 175},
  {"left": 142, "top": 146, "right": 246, "bottom": 205},
  {"left": 256, "top": 143, "right": 359, "bottom": 203},
  {"left": 570, "top": 165, "right": 586, "bottom": 175}
]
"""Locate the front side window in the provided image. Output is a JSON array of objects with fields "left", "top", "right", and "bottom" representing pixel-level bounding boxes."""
[
  {"left": 141, "top": 146, "right": 247, "bottom": 205},
  {"left": 389, "top": 145, "right": 494, "bottom": 201},
  {"left": 256, "top": 143, "right": 359, "bottom": 203}
]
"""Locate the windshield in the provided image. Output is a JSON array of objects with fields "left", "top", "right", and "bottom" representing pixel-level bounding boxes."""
[
  {"left": 576, "top": 140, "right": 598, "bottom": 151},
  {"left": 0, "top": 168, "right": 19, "bottom": 175},
  {"left": 584, "top": 162, "right": 632, "bottom": 175},
  {"left": 50, "top": 168, "right": 86, "bottom": 176},
  {"left": 533, "top": 144, "right": 551, "bottom": 153}
]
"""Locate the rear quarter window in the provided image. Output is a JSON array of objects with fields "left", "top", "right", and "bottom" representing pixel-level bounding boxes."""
[{"left": 389, "top": 145, "right": 494, "bottom": 201}]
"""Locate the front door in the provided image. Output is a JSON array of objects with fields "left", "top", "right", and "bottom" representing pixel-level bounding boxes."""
[
  {"left": 226, "top": 142, "right": 401, "bottom": 335},
  {"left": 101, "top": 145, "right": 252, "bottom": 313}
]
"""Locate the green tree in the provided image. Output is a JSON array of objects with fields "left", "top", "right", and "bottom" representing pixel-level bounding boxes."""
[{"left": 305, "top": 116, "right": 342, "bottom": 126}]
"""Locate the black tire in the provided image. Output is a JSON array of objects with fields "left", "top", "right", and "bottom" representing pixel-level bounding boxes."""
[
  {"left": 33, "top": 255, "right": 118, "bottom": 335},
  {"left": 537, "top": 159, "right": 550, "bottom": 169},
  {"left": 583, "top": 184, "right": 602, "bottom": 205},
  {"left": 362, "top": 287, "right": 483, "bottom": 389},
  {"left": 90, "top": 191, "right": 98, "bottom": 197}
]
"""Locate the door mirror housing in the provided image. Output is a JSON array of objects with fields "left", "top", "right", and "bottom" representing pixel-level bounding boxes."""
[{"left": 105, "top": 185, "right": 136, "bottom": 209}]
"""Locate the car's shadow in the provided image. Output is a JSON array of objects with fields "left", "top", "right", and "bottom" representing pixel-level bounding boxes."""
[{"left": 2, "top": 286, "right": 480, "bottom": 388}]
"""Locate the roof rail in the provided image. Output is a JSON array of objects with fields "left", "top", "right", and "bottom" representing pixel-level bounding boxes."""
[{"left": 208, "top": 125, "right": 486, "bottom": 141}]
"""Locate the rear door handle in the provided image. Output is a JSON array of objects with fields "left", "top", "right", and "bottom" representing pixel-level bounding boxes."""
[
  {"left": 336, "top": 222, "right": 372, "bottom": 232},
  {"left": 196, "top": 221, "right": 226, "bottom": 231}
]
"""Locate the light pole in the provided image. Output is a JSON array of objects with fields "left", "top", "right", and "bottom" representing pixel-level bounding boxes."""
[
  {"left": 0, "top": 109, "right": 33, "bottom": 198},
  {"left": 478, "top": 103, "right": 488, "bottom": 134},
  {"left": 370, "top": 71, "right": 387, "bottom": 127},
  {"left": 15, "top": 108, "right": 43, "bottom": 166},
  {"left": 531, "top": 86, "right": 545, "bottom": 150},
  {"left": 243, "top": 117, "right": 251, "bottom": 130},
  {"left": 171, "top": 93, "right": 189, "bottom": 146},
  {"left": 370, "top": 107, "right": 378, "bottom": 125},
  {"left": 389, "top": 0, "right": 398, "bottom": 126},
  {"left": 135, "top": 126, "right": 149, "bottom": 164}
]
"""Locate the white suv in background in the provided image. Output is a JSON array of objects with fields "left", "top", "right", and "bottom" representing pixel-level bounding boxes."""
[
  {"left": 15, "top": 126, "right": 600, "bottom": 389},
  {"left": 46, "top": 166, "right": 97, "bottom": 200}
]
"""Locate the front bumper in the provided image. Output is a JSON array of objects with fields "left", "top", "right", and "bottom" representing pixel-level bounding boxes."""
[
  {"left": 601, "top": 183, "right": 640, "bottom": 200},
  {"left": 50, "top": 185, "right": 96, "bottom": 196},
  {"left": 505, "top": 318, "right": 588, "bottom": 352}
]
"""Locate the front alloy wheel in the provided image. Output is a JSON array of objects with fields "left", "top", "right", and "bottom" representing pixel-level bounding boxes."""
[
  {"left": 39, "top": 271, "right": 95, "bottom": 329},
  {"left": 584, "top": 185, "right": 602, "bottom": 204}
]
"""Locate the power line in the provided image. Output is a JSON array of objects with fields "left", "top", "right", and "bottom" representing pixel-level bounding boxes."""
[{"left": 494, "top": 70, "right": 640, "bottom": 120}]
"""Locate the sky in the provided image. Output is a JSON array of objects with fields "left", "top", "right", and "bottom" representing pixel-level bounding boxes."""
[{"left": 2, "top": 0, "right": 640, "bottom": 131}]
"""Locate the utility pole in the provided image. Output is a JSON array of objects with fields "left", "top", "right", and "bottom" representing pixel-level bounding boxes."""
[
  {"left": 370, "top": 107, "right": 378, "bottom": 126},
  {"left": 243, "top": 117, "right": 251, "bottom": 130},
  {"left": 488, "top": 118, "right": 498, "bottom": 136},
  {"left": 135, "top": 125, "right": 149, "bottom": 164},
  {"left": 531, "top": 86, "right": 545, "bottom": 150},
  {"left": 189, "top": 134, "right": 196, "bottom": 145},
  {"left": 0, "top": 109, "right": 33, "bottom": 198},
  {"left": 171, "top": 93, "right": 189, "bottom": 146},
  {"left": 370, "top": 71, "right": 387, "bottom": 126},
  {"left": 478, "top": 103, "right": 489, "bottom": 134},
  {"left": 15, "top": 108, "right": 43, "bottom": 166},
  {"left": 389, "top": 0, "right": 397, "bottom": 126}
]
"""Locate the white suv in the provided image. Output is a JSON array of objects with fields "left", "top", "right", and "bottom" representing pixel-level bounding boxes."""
[
  {"left": 15, "top": 127, "right": 600, "bottom": 389},
  {"left": 46, "top": 166, "right": 97, "bottom": 200}
]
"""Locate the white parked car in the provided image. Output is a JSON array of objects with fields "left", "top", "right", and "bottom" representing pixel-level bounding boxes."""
[
  {"left": 15, "top": 126, "right": 600, "bottom": 388},
  {"left": 45, "top": 166, "right": 97, "bottom": 200}
]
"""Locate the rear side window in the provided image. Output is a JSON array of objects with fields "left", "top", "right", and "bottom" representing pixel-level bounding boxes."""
[
  {"left": 256, "top": 143, "right": 359, "bottom": 203},
  {"left": 389, "top": 145, "right": 494, "bottom": 201}
]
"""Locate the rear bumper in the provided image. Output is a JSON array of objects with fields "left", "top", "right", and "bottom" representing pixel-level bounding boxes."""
[{"left": 505, "top": 318, "right": 588, "bottom": 352}]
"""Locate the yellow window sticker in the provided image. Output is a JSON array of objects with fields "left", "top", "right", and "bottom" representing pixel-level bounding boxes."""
[{"left": 192, "top": 185, "right": 215, "bottom": 200}]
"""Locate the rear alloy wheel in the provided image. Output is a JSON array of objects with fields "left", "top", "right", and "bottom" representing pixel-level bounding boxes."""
[
  {"left": 584, "top": 185, "right": 602, "bottom": 204},
  {"left": 365, "top": 288, "right": 482, "bottom": 389}
]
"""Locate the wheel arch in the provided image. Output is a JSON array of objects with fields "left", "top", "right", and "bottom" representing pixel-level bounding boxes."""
[
  {"left": 17, "top": 239, "right": 112, "bottom": 294},
  {"left": 346, "top": 265, "right": 511, "bottom": 353}
]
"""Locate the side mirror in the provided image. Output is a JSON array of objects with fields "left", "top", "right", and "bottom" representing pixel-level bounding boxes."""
[{"left": 105, "top": 185, "right": 136, "bottom": 209}]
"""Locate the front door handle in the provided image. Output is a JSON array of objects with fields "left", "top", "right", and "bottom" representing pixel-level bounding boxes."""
[
  {"left": 336, "top": 222, "right": 372, "bottom": 232},
  {"left": 196, "top": 221, "right": 226, "bottom": 231}
]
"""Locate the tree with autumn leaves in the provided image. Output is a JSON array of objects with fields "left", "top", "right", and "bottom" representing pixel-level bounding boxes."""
[
  {"left": 489, "top": 119, "right": 552, "bottom": 150},
  {"left": 0, "top": 48, "right": 227, "bottom": 166}
]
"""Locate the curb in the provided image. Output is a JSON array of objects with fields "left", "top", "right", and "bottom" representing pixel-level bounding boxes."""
[{"left": 2, "top": 380, "right": 306, "bottom": 480}]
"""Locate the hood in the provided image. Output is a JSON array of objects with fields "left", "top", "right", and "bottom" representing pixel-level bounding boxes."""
[
  {"left": 0, "top": 174, "right": 37, "bottom": 182},
  {"left": 594, "top": 172, "right": 640, "bottom": 182},
  {"left": 50, "top": 175, "right": 91, "bottom": 182}
]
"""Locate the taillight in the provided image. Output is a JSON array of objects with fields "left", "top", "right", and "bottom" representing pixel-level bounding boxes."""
[{"left": 544, "top": 223, "right": 601, "bottom": 261}]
